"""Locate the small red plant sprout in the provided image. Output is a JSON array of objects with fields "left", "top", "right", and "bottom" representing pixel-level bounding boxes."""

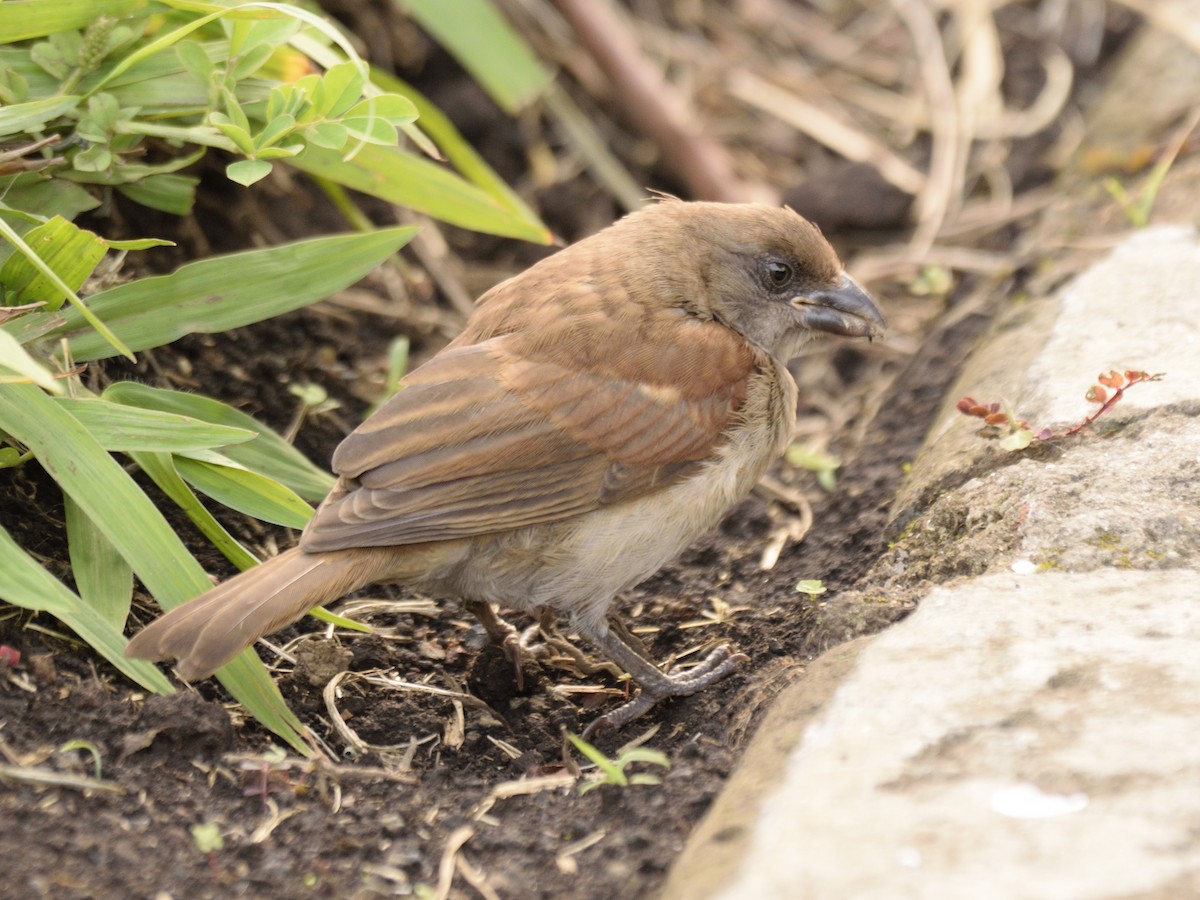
[
  {"left": 955, "top": 398, "right": 1048, "bottom": 451},
  {"left": 956, "top": 370, "right": 1164, "bottom": 451},
  {"left": 1064, "top": 370, "right": 1164, "bottom": 436}
]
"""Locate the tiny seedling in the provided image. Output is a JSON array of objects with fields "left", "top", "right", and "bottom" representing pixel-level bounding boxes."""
[
  {"left": 957, "top": 370, "right": 1164, "bottom": 450},
  {"left": 785, "top": 444, "right": 840, "bottom": 491},
  {"left": 567, "top": 732, "right": 670, "bottom": 794},
  {"left": 60, "top": 739, "right": 103, "bottom": 779},
  {"left": 795, "top": 579, "right": 827, "bottom": 596},
  {"left": 190, "top": 822, "right": 224, "bottom": 854}
]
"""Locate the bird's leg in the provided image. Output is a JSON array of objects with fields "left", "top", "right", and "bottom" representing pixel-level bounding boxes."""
[{"left": 581, "top": 623, "right": 747, "bottom": 737}]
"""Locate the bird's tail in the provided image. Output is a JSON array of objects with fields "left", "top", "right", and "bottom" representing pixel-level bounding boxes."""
[{"left": 125, "top": 546, "right": 400, "bottom": 680}]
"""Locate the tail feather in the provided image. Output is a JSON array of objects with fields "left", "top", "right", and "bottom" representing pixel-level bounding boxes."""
[{"left": 125, "top": 547, "right": 395, "bottom": 680}]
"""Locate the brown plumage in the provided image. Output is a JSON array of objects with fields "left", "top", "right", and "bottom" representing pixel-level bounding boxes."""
[{"left": 126, "top": 200, "right": 885, "bottom": 731}]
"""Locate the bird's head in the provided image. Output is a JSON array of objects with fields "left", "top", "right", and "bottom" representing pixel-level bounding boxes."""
[{"left": 620, "top": 201, "right": 886, "bottom": 361}]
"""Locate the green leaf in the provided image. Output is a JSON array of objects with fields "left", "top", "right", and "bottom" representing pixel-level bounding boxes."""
[
  {"left": 999, "top": 428, "right": 1036, "bottom": 452},
  {"left": 620, "top": 747, "right": 670, "bottom": 768},
  {"left": 174, "top": 455, "right": 314, "bottom": 530},
  {"left": 342, "top": 115, "right": 400, "bottom": 146},
  {"left": 210, "top": 111, "right": 255, "bottom": 155},
  {"left": 115, "top": 174, "right": 198, "bottom": 215},
  {"left": 190, "top": 822, "right": 224, "bottom": 854},
  {"left": 0, "top": 214, "right": 130, "bottom": 358},
  {"left": 226, "top": 159, "right": 273, "bottom": 186},
  {"left": 254, "top": 144, "right": 303, "bottom": 161},
  {"left": 0, "top": 328, "right": 61, "bottom": 392},
  {"left": 795, "top": 580, "right": 827, "bottom": 596},
  {"left": 253, "top": 114, "right": 296, "bottom": 151},
  {"left": 317, "top": 62, "right": 364, "bottom": 118},
  {"left": 57, "top": 396, "right": 255, "bottom": 452},
  {"left": 176, "top": 39, "right": 215, "bottom": 84},
  {"left": 291, "top": 144, "right": 550, "bottom": 243},
  {"left": 399, "top": 0, "right": 551, "bottom": 114},
  {"left": 102, "top": 382, "right": 334, "bottom": 502},
  {"left": 0, "top": 0, "right": 144, "bottom": 43},
  {"left": 72, "top": 144, "right": 113, "bottom": 173},
  {"left": 343, "top": 94, "right": 418, "bottom": 124},
  {"left": 0, "top": 95, "right": 79, "bottom": 139},
  {"left": 104, "top": 237, "right": 174, "bottom": 251},
  {"left": 230, "top": 43, "right": 273, "bottom": 81},
  {"left": 64, "top": 493, "right": 133, "bottom": 629},
  {"left": 0, "top": 382, "right": 309, "bottom": 752},
  {"left": 0, "top": 215, "right": 107, "bottom": 310},
  {"left": 0, "top": 521, "right": 172, "bottom": 693},
  {"left": 133, "top": 450, "right": 259, "bottom": 572},
  {"left": 305, "top": 121, "right": 347, "bottom": 150},
  {"left": 46, "top": 227, "right": 419, "bottom": 361}
]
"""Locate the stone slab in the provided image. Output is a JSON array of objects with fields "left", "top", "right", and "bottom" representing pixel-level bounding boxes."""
[{"left": 665, "top": 570, "right": 1200, "bottom": 900}]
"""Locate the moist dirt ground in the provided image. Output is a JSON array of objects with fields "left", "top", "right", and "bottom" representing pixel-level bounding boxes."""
[
  {"left": 0, "top": 271, "right": 968, "bottom": 899},
  {"left": 0, "top": 4, "right": 1137, "bottom": 898}
]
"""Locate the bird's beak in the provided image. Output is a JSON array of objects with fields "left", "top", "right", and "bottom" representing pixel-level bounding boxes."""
[{"left": 790, "top": 274, "right": 886, "bottom": 339}]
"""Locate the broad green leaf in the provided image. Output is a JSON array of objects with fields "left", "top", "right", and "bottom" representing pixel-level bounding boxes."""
[
  {"left": 317, "top": 61, "right": 364, "bottom": 117},
  {"left": 210, "top": 111, "right": 255, "bottom": 154},
  {"left": 230, "top": 42, "right": 273, "bottom": 81},
  {"left": 0, "top": 215, "right": 131, "bottom": 359},
  {"left": 102, "top": 382, "right": 334, "bottom": 501},
  {"left": 399, "top": 0, "right": 551, "bottom": 114},
  {"left": 226, "top": 159, "right": 273, "bottom": 185},
  {"left": 0, "top": 382, "right": 308, "bottom": 752},
  {"left": 292, "top": 144, "right": 551, "bottom": 243},
  {"left": 0, "top": 0, "right": 145, "bottom": 43},
  {"left": 64, "top": 494, "right": 133, "bottom": 629},
  {"left": 343, "top": 94, "right": 417, "bottom": 124},
  {"left": 305, "top": 121, "right": 347, "bottom": 149},
  {"left": 134, "top": 450, "right": 259, "bottom": 571},
  {"left": 0, "top": 215, "right": 107, "bottom": 310},
  {"left": 57, "top": 396, "right": 256, "bottom": 452},
  {"left": 253, "top": 113, "right": 296, "bottom": 151},
  {"left": 115, "top": 174, "right": 198, "bottom": 215},
  {"left": 0, "top": 329, "right": 61, "bottom": 392},
  {"left": 343, "top": 115, "right": 399, "bottom": 146},
  {"left": 176, "top": 39, "right": 215, "bottom": 83},
  {"left": 0, "top": 521, "right": 173, "bottom": 693},
  {"left": 175, "top": 455, "right": 314, "bottom": 530},
  {"left": 46, "top": 227, "right": 418, "bottom": 361},
  {"left": 0, "top": 95, "right": 79, "bottom": 139}
]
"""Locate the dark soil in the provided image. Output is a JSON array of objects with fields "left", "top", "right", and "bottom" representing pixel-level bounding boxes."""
[
  {"left": 1, "top": 4, "right": 1133, "bottom": 898},
  {"left": 0, "top": 283, "right": 958, "bottom": 897}
]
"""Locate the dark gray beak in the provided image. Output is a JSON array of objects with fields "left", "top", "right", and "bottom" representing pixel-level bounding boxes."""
[{"left": 791, "top": 274, "right": 886, "bottom": 339}]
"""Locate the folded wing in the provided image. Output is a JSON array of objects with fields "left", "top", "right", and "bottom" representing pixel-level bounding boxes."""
[{"left": 302, "top": 310, "right": 759, "bottom": 551}]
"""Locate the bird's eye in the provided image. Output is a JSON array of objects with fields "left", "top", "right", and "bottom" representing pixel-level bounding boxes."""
[{"left": 761, "top": 259, "right": 794, "bottom": 290}]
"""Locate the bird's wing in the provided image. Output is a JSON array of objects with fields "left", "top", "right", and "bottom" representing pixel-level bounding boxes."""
[{"left": 301, "top": 314, "right": 759, "bottom": 551}]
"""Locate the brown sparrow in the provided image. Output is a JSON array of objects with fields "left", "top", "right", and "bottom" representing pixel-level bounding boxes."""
[{"left": 126, "top": 200, "right": 885, "bottom": 731}]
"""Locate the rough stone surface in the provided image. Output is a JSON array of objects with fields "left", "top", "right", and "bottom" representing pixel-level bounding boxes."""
[{"left": 712, "top": 570, "right": 1200, "bottom": 900}]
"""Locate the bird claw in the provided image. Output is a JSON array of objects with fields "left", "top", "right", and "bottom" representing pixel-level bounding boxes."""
[{"left": 582, "top": 641, "right": 747, "bottom": 738}]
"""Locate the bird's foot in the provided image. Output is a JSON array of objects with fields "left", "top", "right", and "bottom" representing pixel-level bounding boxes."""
[
  {"left": 581, "top": 630, "right": 747, "bottom": 738},
  {"left": 466, "top": 603, "right": 622, "bottom": 690}
]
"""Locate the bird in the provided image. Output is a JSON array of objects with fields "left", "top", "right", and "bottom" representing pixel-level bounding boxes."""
[{"left": 125, "top": 199, "right": 885, "bottom": 732}]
